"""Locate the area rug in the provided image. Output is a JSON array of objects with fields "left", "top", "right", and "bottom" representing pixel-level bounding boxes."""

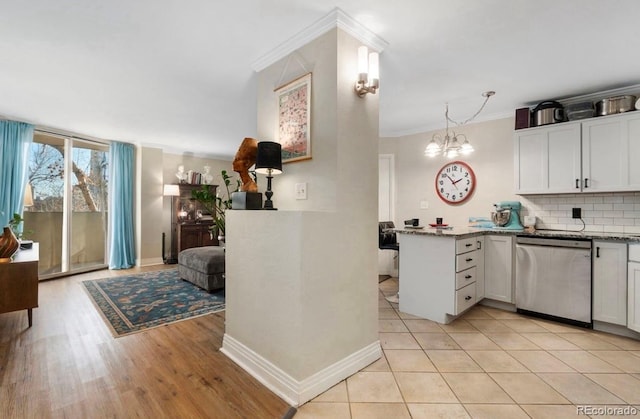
[{"left": 82, "top": 268, "right": 225, "bottom": 337}]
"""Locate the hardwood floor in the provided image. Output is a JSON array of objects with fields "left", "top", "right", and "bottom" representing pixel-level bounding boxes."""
[{"left": 0, "top": 265, "right": 290, "bottom": 418}]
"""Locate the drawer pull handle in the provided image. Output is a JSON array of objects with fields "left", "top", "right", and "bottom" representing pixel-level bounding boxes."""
[
  {"left": 575, "top": 178, "right": 579, "bottom": 188},
  {"left": 465, "top": 243, "right": 473, "bottom": 247},
  {"left": 466, "top": 258, "right": 473, "bottom": 262},
  {"left": 465, "top": 275, "right": 472, "bottom": 279},
  {"left": 465, "top": 296, "right": 472, "bottom": 301},
  {"left": 477, "top": 240, "right": 482, "bottom": 250},
  {"left": 584, "top": 178, "right": 589, "bottom": 188}
]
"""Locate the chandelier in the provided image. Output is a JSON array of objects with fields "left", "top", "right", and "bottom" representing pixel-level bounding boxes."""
[{"left": 425, "top": 91, "right": 495, "bottom": 158}]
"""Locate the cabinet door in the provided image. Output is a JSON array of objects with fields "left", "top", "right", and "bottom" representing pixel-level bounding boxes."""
[
  {"left": 514, "top": 123, "right": 581, "bottom": 194},
  {"left": 582, "top": 112, "right": 640, "bottom": 192},
  {"left": 629, "top": 261, "right": 640, "bottom": 333},
  {"left": 178, "top": 224, "right": 201, "bottom": 252},
  {"left": 475, "top": 237, "right": 485, "bottom": 300},
  {"left": 592, "top": 241, "right": 627, "bottom": 325},
  {"left": 201, "top": 228, "right": 216, "bottom": 246},
  {"left": 484, "top": 235, "right": 513, "bottom": 303}
]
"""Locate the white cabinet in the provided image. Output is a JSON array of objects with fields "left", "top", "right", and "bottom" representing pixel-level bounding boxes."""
[
  {"left": 582, "top": 112, "right": 640, "bottom": 192},
  {"left": 476, "top": 236, "right": 485, "bottom": 300},
  {"left": 484, "top": 235, "right": 513, "bottom": 303},
  {"left": 398, "top": 234, "right": 482, "bottom": 324},
  {"left": 628, "top": 244, "right": 640, "bottom": 333},
  {"left": 514, "top": 111, "right": 640, "bottom": 194},
  {"left": 592, "top": 241, "right": 627, "bottom": 326},
  {"left": 514, "top": 122, "right": 581, "bottom": 194}
]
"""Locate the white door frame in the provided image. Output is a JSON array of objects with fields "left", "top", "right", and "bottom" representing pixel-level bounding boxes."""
[{"left": 378, "top": 154, "right": 397, "bottom": 276}]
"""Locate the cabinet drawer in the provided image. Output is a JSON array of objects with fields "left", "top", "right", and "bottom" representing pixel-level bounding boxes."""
[
  {"left": 455, "top": 282, "right": 476, "bottom": 314},
  {"left": 456, "top": 237, "right": 477, "bottom": 254},
  {"left": 456, "top": 267, "right": 476, "bottom": 290},
  {"left": 456, "top": 250, "right": 478, "bottom": 272}
]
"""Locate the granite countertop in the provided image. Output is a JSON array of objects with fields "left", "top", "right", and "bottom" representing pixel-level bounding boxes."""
[{"left": 395, "top": 226, "right": 640, "bottom": 242}]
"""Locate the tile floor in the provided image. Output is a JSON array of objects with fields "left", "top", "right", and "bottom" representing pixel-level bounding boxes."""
[{"left": 295, "top": 278, "right": 640, "bottom": 418}]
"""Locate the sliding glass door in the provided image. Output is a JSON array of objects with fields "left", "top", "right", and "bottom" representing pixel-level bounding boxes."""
[{"left": 24, "top": 132, "right": 109, "bottom": 278}]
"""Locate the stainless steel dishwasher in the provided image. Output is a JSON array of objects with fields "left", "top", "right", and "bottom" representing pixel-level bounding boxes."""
[{"left": 515, "top": 236, "right": 592, "bottom": 327}]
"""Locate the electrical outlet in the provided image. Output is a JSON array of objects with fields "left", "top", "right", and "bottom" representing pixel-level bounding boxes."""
[
  {"left": 572, "top": 207, "right": 582, "bottom": 219},
  {"left": 295, "top": 182, "right": 307, "bottom": 200},
  {"left": 420, "top": 200, "right": 429, "bottom": 209}
]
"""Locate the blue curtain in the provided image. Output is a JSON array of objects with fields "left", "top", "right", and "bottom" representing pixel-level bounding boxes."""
[
  {"left": 108, "top": 141, "right": 136, "bottom": 269},
  {"left": 0, "top": 121, "right": 34, "bottom": 227}
]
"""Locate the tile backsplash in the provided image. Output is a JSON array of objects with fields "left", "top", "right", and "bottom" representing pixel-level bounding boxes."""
[{"left": 519, "top": 192, "right": 640, "bottom": 234}]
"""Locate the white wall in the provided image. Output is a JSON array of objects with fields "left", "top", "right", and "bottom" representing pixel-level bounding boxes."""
[
  {"left": 136, "top": 146, "right": 163, "bottom": 266},
  {"left": 380, "top": 117, "right": 519, "bottom": 227},
  {"left": 223, "top": 28, "right": 381, "bottom": 405}
]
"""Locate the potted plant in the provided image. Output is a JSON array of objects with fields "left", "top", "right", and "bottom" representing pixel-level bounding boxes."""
[{"left": 192, "top": 170, "right": 240, "bottom": 244}]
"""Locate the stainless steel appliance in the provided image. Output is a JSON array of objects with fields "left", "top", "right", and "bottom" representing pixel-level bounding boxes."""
[
  {"left": 515, "top": 236, "right": 592, "bottom": 327},
  {"left": 532, "top": 101, "right": 564, "bottom": 126},
  {"left": 595, "top": 95, "right": 636, "bottom": 116}
]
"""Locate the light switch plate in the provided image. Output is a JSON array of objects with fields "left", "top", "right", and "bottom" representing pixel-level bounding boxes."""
[
  {"left": 420, "top": 200, "right": 429, "bottom": 209},
  {"left": 295, "top": 182, "right": 307, "bottom": 200}
]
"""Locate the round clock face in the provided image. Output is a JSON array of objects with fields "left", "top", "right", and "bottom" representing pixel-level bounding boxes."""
[{"left": 435, "top": 161, "right": 476, "bottom": 204}]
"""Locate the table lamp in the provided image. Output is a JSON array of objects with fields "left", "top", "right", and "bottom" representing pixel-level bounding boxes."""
[{"left": 255, "top": 141, "right": 282, "bottom": 210}]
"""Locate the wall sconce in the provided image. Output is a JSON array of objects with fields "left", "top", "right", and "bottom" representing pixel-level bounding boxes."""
[
  {"left": 255, "top": 141, "right": 283, "bottom": 210},
  {"left": 355, "top": 46, "right": 379, "bottom": 97}
]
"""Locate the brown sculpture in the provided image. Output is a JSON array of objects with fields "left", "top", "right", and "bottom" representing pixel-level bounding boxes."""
[{"left": 233, "top": 137, "right": 259, "bottom": 192}]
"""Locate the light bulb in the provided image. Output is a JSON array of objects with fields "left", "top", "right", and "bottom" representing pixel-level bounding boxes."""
[
  {"left": 461, "top": 140, "right": 474, "bottom": 155},
  {"left": 357, "top": 46, "right": 368, "bottom": 78}
]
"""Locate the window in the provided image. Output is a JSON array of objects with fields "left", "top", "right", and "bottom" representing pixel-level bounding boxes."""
[{"left": 24, "top": 131, "right": 109, "bottom": 278}]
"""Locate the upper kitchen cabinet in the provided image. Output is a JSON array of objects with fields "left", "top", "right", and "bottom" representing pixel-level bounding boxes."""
[
  {"left": 514, "top": 122, "right": 581, "bottom": 194},
  {"left": 514, "top": 111, "right": 640, "bottom": 194},
  {"left": 582, "top": 112, "right": 640, "bottom": 192}
]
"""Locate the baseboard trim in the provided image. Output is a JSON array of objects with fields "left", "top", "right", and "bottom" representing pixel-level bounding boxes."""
[
  {"left": 137, "top": 257, "right": 164, "bottom": 267},
  {"left": 594, "top": 320, "right": 640, "bottom": 340},
  {"left": 479, "top": 298, "right": 517, "bottom": 312},
  {"left": 221, "top": 334, "right": 382, "bottom": 407}
]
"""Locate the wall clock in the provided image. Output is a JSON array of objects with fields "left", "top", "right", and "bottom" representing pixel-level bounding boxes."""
[{"left": 435, "top": 161, "right": 476, "bottom": 204}]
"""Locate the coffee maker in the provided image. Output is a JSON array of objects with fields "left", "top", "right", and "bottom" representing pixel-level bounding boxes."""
[{"left": 491, "top": 201, "right": 524, "bottom": 230}]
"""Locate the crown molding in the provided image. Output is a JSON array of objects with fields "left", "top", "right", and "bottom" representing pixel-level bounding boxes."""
[{"left": 251, "top": 7, "right": 388, "bottom": 72}]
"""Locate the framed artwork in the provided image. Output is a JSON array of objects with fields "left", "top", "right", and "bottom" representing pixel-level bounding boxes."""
[{"left": 275, "top": 72, "right": 311, "bottom": 163}]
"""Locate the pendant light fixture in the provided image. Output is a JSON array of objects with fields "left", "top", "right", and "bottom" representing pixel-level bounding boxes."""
[{"left": 425, "top": 91, "right": 495, "bottom": 159}]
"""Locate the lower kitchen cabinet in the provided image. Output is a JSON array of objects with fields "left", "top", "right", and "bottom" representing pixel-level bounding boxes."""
[
  {"left": 475, "top": 236, "right": 485, "bottom": 300},
  {"left": 398, "top": 234, "right": 482, "bottom": 324},
  {"left": 592, "top": 241, "right": 627, "bottom": 326},
  {"left": 484, "top": 235, "right": 513, "bottom": 303},
  {"left": 628, "top": 244, "right": 640, "bottom": 333}
]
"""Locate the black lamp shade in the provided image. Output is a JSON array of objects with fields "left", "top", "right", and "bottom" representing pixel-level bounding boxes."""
[{"left": 255, "top": 141, "right": 283, "bottom": 174}]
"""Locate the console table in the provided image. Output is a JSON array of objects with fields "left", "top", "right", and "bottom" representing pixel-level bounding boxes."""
[{"left": 0, "top": 243, "right": 39, "bottom": 327}]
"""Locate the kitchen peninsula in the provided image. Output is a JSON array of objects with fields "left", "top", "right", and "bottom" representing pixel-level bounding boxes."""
[{"left": 396, "top": 227, "right": 640, "bottom": 325}]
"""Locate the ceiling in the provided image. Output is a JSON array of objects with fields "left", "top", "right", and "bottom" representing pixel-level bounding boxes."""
[{"left": 1, "top": 0, "right": 639, "bottom": 159}]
